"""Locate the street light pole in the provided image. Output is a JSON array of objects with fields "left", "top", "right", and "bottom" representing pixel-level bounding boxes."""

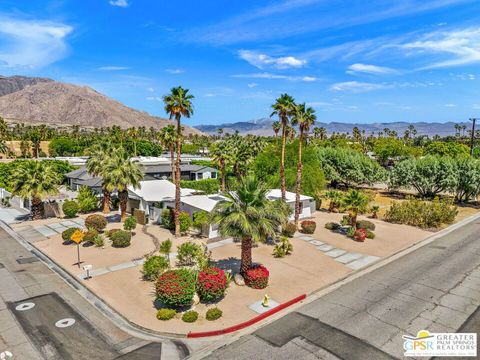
[{"left": 470, "top": 118, "right": 477, "bottom": 157}]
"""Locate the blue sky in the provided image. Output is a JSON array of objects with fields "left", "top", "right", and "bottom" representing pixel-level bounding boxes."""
[{"left": 1, "top": 0, "right": 480, "bottom": 125}]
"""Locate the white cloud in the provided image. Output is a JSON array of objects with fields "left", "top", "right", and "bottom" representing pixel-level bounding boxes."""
[
  {"left": 247, "top": 83, "right": 258, "bottom": 88},
  {"left": 147, "top": 87, "right": 154, "bottom": 92},
  {"left": 347, "top": 63, "right": 397, "bottom": 75},
  {"left": 239, "top": 50, "right": 306, "bottom": 69},
  {"left": 0, "top": 15, "right": 72, "bottom": 68},
  {"left": 473, "top": 104, "right": 480, "bottom": 110},
  {"left": 403, "top": 27, "right": 480, "bottom": 69},
  {"left": 146, "top": 96, "right": 162, "bottom": 101},
  {"left": 97, "top": 66, "right": 129, "bottom": 71},
  {"left": 165, "top": 68, "right": 184, "bottom": 74},
  {"left": 233, "top": 72, "right": 317, "bottom": 81},
  {"left": 330, "top": 81, "right": 388, "bottom": 92},
  {"left": 109, "top": 0, "right": 129, "bottom": 7},
  {"left": 444, "top": 103, "right": 456, "bottom": 107}
]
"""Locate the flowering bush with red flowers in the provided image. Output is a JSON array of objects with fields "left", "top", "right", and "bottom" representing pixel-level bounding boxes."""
[
  {"left": 300, "top": 220, "right": 317, "bottom": 234},
  {"left": 156, "top": 269, "right": 196, "bottom": 307},
  {"left": 354, "top": 228, "right": 367, "bottom": 242},
  {"left": 197, "top": 267, "right": 227, "bottom": 302},
  {"left": 244, "top": 265, "right": 269, "bottom": 289}
]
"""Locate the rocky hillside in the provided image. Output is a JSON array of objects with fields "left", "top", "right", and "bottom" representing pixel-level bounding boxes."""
[
  {"left": 0, "top": 75, "right": 200, "bottom": 134},
  {"left": 0, "top": 75, "right": 52, "bottom": 97}
]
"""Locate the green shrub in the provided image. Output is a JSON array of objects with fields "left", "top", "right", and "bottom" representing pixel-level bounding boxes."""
[
  {"left": 176, "top": 242, "right": 203, "bottom": 266},
  {"left": 143, "top": 255, "right": 169, "bottom": 280},
  {"left": 161, "top": 209, "right": 174, "bottom": 229},
  {"left": 61, "top": 227, "right": 80, "bottom": 243},
  {"left": 325, "top": 222, "right": 340, "bottom": 231},
  {"left": 156, "top": 268, "right": 196, "bottom": 307},
  {"left": 85, "top": 214, "right": 107, "bottom": 232},
  {"left": 385, "top": 197, "right": 457, "bottom": 229},
  {"left": 62, "top": 200, "right": 79, "bottom": 218},
  {"left": 197, "top": 267, "right": 227, "bottom": 302},
  {"left": 123, "top": 216, "right": 137, "bottom": 231},
  {"left": 356, "top": 220, "right": 376, "bottom": 231},
  {"left": 346, "top": 226, "right": 356, "bottom": 238},
  {"left": 182, "top": 310, "right": 198, "bottom": 323},
  {"left": 83, "top": 229, "right": 99, "bottom": 244},
  {"left": 366, "top": 230, "right": 375, "bottom": 239},
  {"left": 180, "top": 178, "right": 219, "bottom": 194},
  {"left": 159, "top": 239, "right": 172, "bottom": 258},
  {"left": 93, "top": 234, "right": 105, "bottom": 247},
  {"left": 206, "top": 308, "right": 223, "bottom": 321},
  {"left": 193, "top": 210, "right": 209, "bottom": 231},
  {"left": 156, "top": 308, "right": 176, "bottom": 321},
  {"left": 281, "top": 222, "right": 297, "bottom": 237},
  {"left": 76, "top": 186, "right": 98, "bottom": 213},
  {"left": 111, "top": 230, "right": 132, "bottom": 247},
  {"left": 106, "top": 228, "right": 121, "bottom": 238},
  {"left": 179, "top": 211, "right": 193, "bottom": 233},
  {"left": 340, "top": 215, "right": 352, "bottom": 226},
  {"left": 300, "top": 220, "right": 316, "bottom": 234},
  {"left": 273, "top": 236, "right": 293, "bottom": 258}
]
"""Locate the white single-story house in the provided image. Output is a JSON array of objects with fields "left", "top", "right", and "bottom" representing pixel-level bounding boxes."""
[{"left": 265, "top": 189, "right": 316, "bottom": 220}]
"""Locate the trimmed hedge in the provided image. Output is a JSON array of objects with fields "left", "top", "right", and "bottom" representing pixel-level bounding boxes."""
[
  {"left": 62, "top": 200, "right": 79, "bottom": 218},
  {"left": 244, "top": 265, "right": 269, "bottom": 289},
  {"left": 83, "top": 229, "right": 99, "bottom": 244},
  {"left": 143, "top": 255, "right": 169, "bottom": 281},
  {"left": 325, "top": 222, "right": 340, "bottom": 231},
  {"left": 281, "top": 222, "right": 297, "bottom": 237},
  {"left": 197, "top": 267, "right": 227, "bottom": 302},
  {"left": 300, "top": 220, "right": 316, "bottom": 234},
  {"left": 111, "top": 230, "right": 132, "bottom": 247},
  {"left": 85, "top": 214, "right": 107, "bottom": 232},
  {"left": 206, "top": 308, "right": 223, "bottom": 321},
  {"left": 182, "top": 310, "right": 198, "bottom": 323},
  {"left": 61, "top": 227, "right": 80, "bottom": 243},
  {"left": 156, "top": 308, "right": 176, "bottom": 321},
  {"left": 156, "top": 269, "right": 196, "bottom": 307},
  {"left": 356, "top": 220, "right": 376, "bottom": 231}
]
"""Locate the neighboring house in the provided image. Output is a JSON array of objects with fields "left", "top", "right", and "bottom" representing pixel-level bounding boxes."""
[
  {"left": 65, "top": 164, "right": 218, "bottom": 192},
  {"left": 265, "top": 189, "right": 316, "bottom": 220}
]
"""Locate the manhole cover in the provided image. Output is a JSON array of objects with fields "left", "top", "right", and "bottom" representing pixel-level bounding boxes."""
[{"left": 16, "top": 257, "right": 39, "bottom": 264}]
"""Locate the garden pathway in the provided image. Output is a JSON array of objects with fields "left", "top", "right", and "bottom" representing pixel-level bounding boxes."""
[
  {"left": 14, "top": 218, "right": 86, "bottom": 243},
  {"left": 294, "top": 233, "right": 380, "bottom": 270}
]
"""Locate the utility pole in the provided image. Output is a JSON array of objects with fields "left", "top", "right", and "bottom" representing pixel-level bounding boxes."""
[{"left": 470, "top": 118, "right": 477, "bottom": 157}]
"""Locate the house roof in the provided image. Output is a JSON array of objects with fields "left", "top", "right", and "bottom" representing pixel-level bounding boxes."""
[
  {"left": 127, "top": 180, "right": 196, "bottom": 202},
  {"left": 180, "top": 194, "right": 227, "bottom": 212},
  {"left": 266, "top": 189, "right": 313, "bottom": 202}
]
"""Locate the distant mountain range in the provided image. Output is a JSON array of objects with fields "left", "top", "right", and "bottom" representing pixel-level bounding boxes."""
[
  {"left": 195, "top": 118, "right": 469, "bottom": 137},
  {"left": 0, "top": 75, "right": 200, "bottom": 134}
]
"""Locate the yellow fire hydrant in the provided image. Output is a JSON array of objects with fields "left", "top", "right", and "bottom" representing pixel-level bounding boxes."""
[{"left": 262, "top": 294, "right": 270, "bottom": 307}]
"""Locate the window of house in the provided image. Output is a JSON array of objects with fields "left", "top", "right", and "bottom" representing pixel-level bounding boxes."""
[
  {"left": 197, "top": 172, "right": 203, "bottom": 180},
  {"left": 211, "top": 172, "right": 217, "bottom": 179}
]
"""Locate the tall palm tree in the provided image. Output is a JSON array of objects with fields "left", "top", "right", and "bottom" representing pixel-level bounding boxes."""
[
  {"left": 163, "top": 86, "right": 194, "bottom": 237},
  {"left": 158, "top": 125, "right": 177, "bottom": 182},
  {"left": 272, "top": 121, "right": 281, "bottom": 138},
  {"left": 103, "top": 149, "right": 143, "bottom": 221},
  {"left": 211, "top": 140, "right": 231, "bottom": 192},
  {"left": 210, "top": 176, "right": 290, "bottom": 275},
  {"left": 127, "top": 127, "right": 139, "bottom": 156},
  {"left": 86, "top": 141, "right": 115, "bottom": 213},
  {"left": 291, "top": 103, "right": 316, "bottom": 224},
  {"left": 271, "top": 94, "right": 296, "bottom": 201},
  {"left": 342, "top": 190, "right": 370, "bottom": 227},
  {"left": 11, "top": 161, "right": 60, "bottom": 220}
]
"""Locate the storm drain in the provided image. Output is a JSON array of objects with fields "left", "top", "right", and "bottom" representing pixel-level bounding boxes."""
[{"left": 16, "top": 257, "right": 40, "bottom": 264}]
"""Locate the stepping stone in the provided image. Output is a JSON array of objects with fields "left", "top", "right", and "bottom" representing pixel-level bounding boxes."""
[
  {"left": 334, "top": 252, "right": 364, "bottom": 264},
  {"left": 61, "top": 220, "right": 76, "bottom": 227},
  {"left": 317, "top": 244, "right": 334, "bottom": 252},
  {"left": 33, "top": 225, "right": 57, "bottom": 237},
  {"left": 107, "top": 261, "right": 136, "bottom": 272},
  {"left": 72, "top": 219, "right": 85, "bottom": 225},
  {"left": 346, "top": 255, "right": 380, "bottom": 270},
  {"left": 309, "top": 240, "right": 324, "bottom": 246},
  {"left": 48, "top": 223, "right": 65, "bottom": 229},
  {"left": 299, "top": 236, "right": 314, "bottom": 241},
  {"left": 248, "top": 299, "right": 280, "bottom": 314},
  {"left": 325, "top": 249, "right": 347, "bottom": 258},
  {"left": 218, "top": 238, "right": 234, "bottom": 245},
  {"left": 207, "top": 242, "right": 225, "bottom": 249},
  {"left": 51, "top": 225, "right": 68, "bottom": 233}
]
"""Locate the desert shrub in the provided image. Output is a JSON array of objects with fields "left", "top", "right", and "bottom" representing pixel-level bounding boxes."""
[
  {"left": 179, "top": 211, "right": 193, "bottom": 233},
  {"left": 161, "top": 209, "right": 174, "bottom": 229},
  {"left": 111, "top": 230, "right": 132, "bottom": 247},
  {"left": 156, "top": 269, "right": 196, "bottom": 307},
  {"left": 182, "top": 310, "right": 198, "bottom": 323},
  {"left": 281, "top": 222, "right": 297, "bottom": 237},
  {"left": 159, "top": 239, "right": 172, "bottom": 259},
  {"left": 76, "top": 186, "right": 98, "bottom": 213},
  {"left": 244, "top": 265, "right": 269, "bottom": 289},
  {"left": 193, "top": 211, "right": 209, "bottom": 231},
  {"left": 106, "top": 228, "right": 121, "bottom": 238},
  {"left": 300, "top": 220, "right": 316, "bottom": 234},
  {"left": 354, "top": 228, "right": 367, "bottom": 242},
  {"left": 366, "top": 230, "right": 375, "bottom": 239},
  {"left": 156, "top": 308, "right": 176, "bottom": 321},
  {"left": 197, "top": 267, "right": 227, "bottom": 302},
  {"left": 61, "top": 227, "right": 80, "bottom": 243},
  {"left": 176, "top": 242, "right": 203, "bottom": 266},
  {"left": 62, "top": 200, "right": 79, "bottom": 218},
  {"left": 356, "top": 220, "right": 376, "bottom": 231},
  {"left": 93, "top": 234, "right": 105, "bottom": 247},
  {"left": 340, "top": 215, "right": 352, "bottom": 226},
  {"left": 272, "top": 236, "right": 293, "bottom": 258},
  {"left": 325, "top": 222, "right": 340, "bottom": 231},
  {"left": 206, "top": 308, "right": 223, "bottom": 321},
  {"left": 85, "top": 214, "right": 107, "bottom": 232},
  {"left": 123, "top": 215, "right": 137, "bottom": 231},
  {"left": 83, "top": 229, "right": 99, "bottom": 244},
  {"left": 143, "top": 255, "right": 169, "bottom": 281},
  {"left": 346, "top": 226, "right": 356, "bottom": 238},
  {"left": 385, "top": 197, "right": 457, "bottom": 229}
]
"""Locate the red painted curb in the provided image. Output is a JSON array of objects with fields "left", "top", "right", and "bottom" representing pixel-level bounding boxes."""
[{"left": 187, "top": 294, "right": 307, "bottom": 338}]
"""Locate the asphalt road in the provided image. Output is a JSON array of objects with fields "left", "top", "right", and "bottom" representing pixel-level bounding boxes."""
[{"left": 205, "top": 217, "right": 480, "bottom": 359}]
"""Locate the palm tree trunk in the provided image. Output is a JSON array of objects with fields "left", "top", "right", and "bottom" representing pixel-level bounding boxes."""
[
  {"left": 351, "top": 212, "right": 357, "bottom": 228},
  {"left": 294, "top": 130, "right": 303, "bottom": 225},
  {"left": 174, "top": 114, "right": 182, "bottom": 237},
  {"left": 240, "top": 236, "right": 253, "bottom": 275},
  {"left": 170, "top": 146, "right": 175, "bottom": 183},
  {"left": 280, "top": 118, "right": 287, "bottom": 201},
  {"left": 119, "top": 189, "right": 128, "bottom": 222},
  {"left": 31, "top": 196, "right": 44, "bottom": 220},
  {"left": 220, "top": 159, "right": 226, "bottom": 192},
  {"left": 102, "top": 187, "right": 111, "bottom": 214}
]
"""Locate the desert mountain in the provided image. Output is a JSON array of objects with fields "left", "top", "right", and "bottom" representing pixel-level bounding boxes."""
[{"left": 0, "top": 76, "right": 200, "bottom": 134}]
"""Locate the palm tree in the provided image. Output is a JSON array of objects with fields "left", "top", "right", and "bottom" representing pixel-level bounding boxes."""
[
  {"left": 163, "top": 86, "right": 194, "bottom": 237},
  {"left": 158, "top": 125, "right": 177, "bottom": 182},
  {"left": 86, "top": 141, "right": 115, "bottom": 214},
  {"left": 103, "top": 149, "right": 143, "bottom": 221},
  {"left": 211, "top": 140, "right": 231, "bottom": 192},
  {"left": 271, "top": 94, "right": 296, "bottom": 201},
  {"left": 210, "top": 176, "right": 290, "bottom": 275},
  {"left": 11, "top": 161, "right": 60, "bottom": 220},
  {"left": 272, "top": 121, "right": 281, "bottom": 138},
  {"left": 0, "top": 140, "right": 8, "bottom": 156},
  {"left": 127, "top": 127, "right": 139, "bottom": 156},
  {"left": 291, "top": 103, "right": 316, "bottom": 224},
  {"left": 342, "top": 190, "right": 370, "bottom": 227}
]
